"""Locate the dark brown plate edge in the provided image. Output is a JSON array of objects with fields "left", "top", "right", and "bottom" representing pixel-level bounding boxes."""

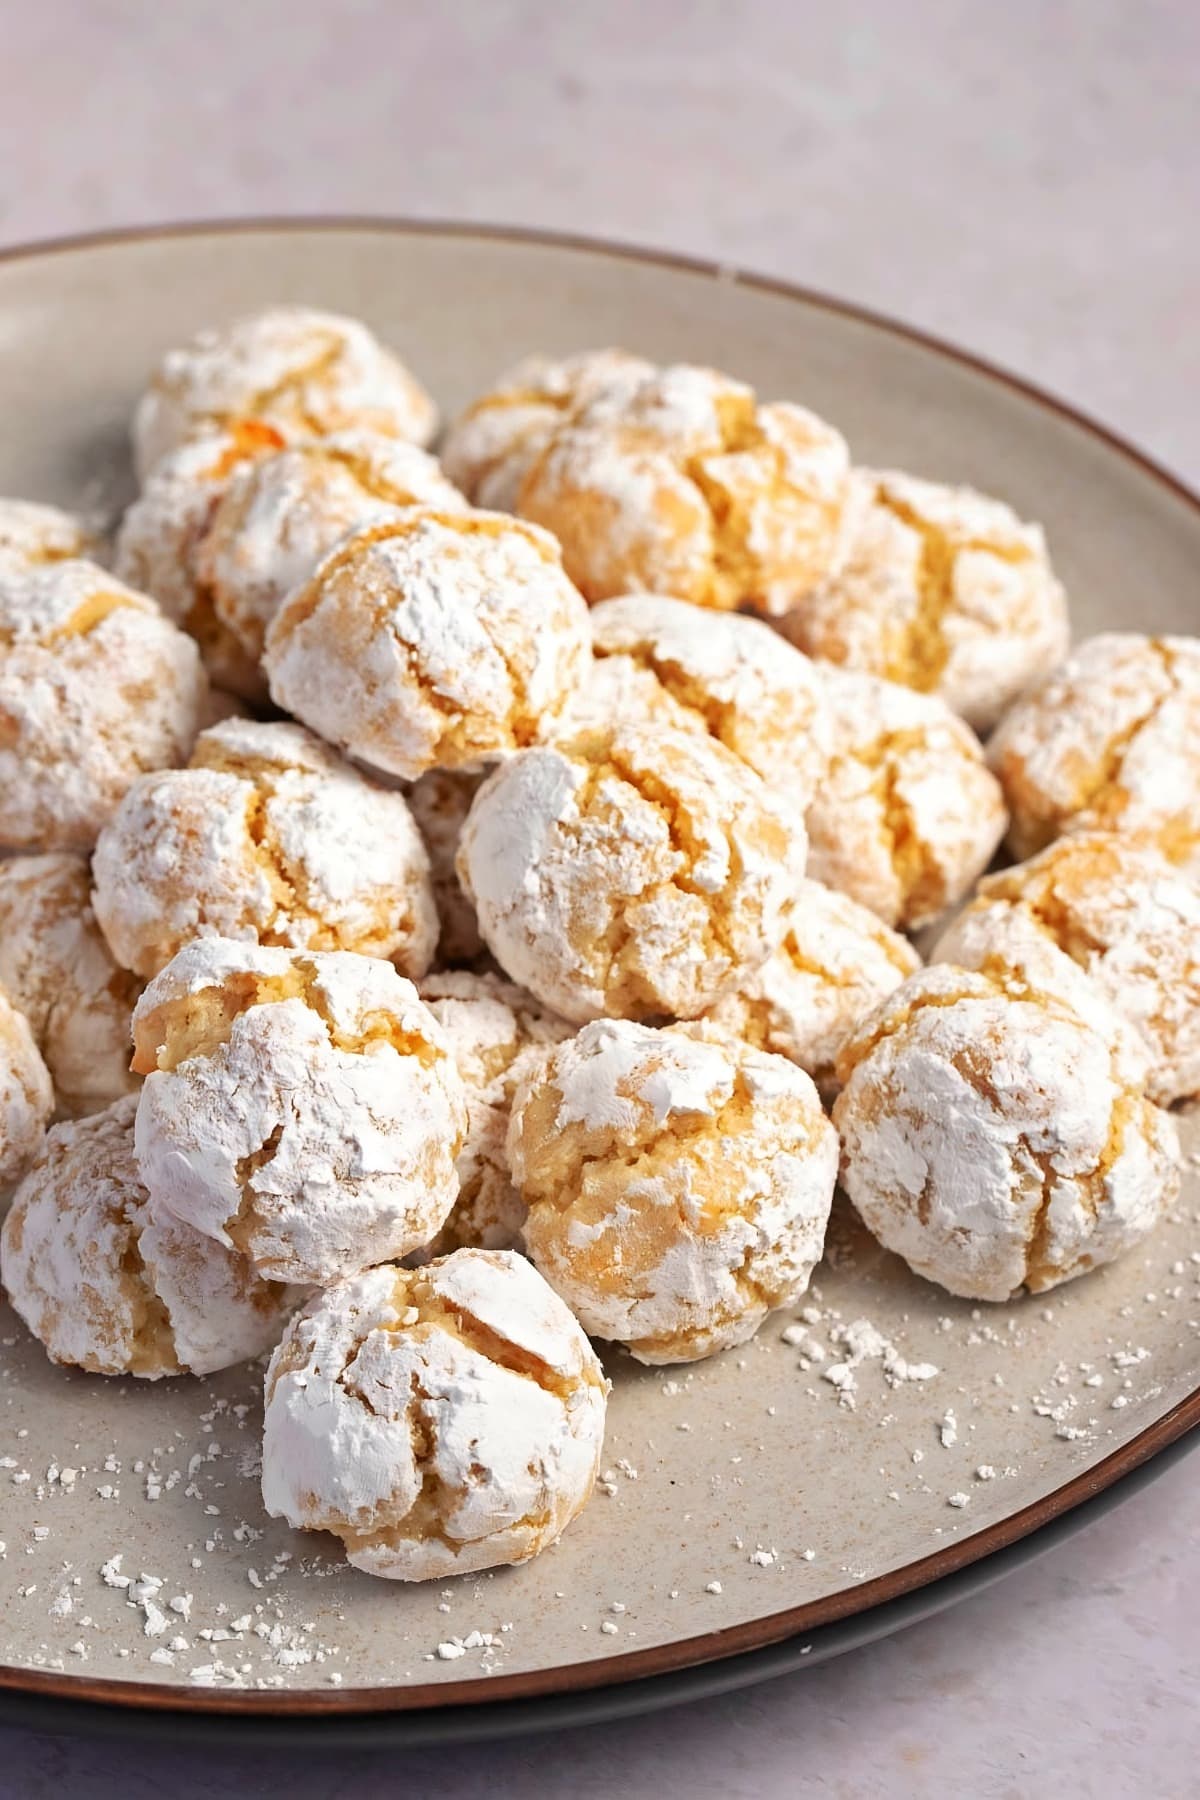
[{"left": 0, "top": 214, "right": 1196, "bottom": 1721}]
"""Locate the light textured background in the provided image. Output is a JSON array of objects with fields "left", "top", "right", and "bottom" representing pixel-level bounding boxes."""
[{"left": 1, "top": 1, "right": 1198, "bottom": 1794}]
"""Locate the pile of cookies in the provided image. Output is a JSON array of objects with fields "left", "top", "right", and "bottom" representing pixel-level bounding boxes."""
[{"left": 0, "top": 307, "right": 1195, "bottom": 1585}]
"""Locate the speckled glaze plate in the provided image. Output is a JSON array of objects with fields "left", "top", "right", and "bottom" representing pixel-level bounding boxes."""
[{"left": 0, "top": 221, "right": 1198, "bottom": 1742}]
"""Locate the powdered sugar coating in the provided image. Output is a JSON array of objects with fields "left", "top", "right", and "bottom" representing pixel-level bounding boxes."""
[
  {"left": 441, "top": 348, "right": 657, "bottom": 512},
  {"left": 414, "top": 970, "right": 573, "bottom": 1258},
  {"left": 405, "top": 768, "right": 488, "bottom": 964},
  {"left": 0, "top": 987, "right": 53, "bottom": 1187},
  {"left": 509, "top": 1019, "right": 838, "bottom": 1363},
  {"left": 933, "top": 832, "right": 1200, "bottom": 1106},
  {"left": 517, "top": 364, "right": 851, "bottom": 615},
  {"left": 91, "top": 718, "right": 436, "bottom": 979},
  {"left": 834, "top": 964, "right": 1180, "bottom": 1302},
  {"left": 264, "top": 510, "right": 591, "bottom": 780},
  {"left": 0, "top": 498, "right": 103, "bottom": 581},
  {"left": 0, "top": 853, "right": 141, "bottom": 1115},
  {"left": 1, "top": 1096, "right": 296, "bottom": 1378},
  {"left": 805, "top": 666, "right": 1007, "bottom": 929},
  {"left": 783, "top": 469, "right": 1069, "bottom": 732},
  {"left": 131, "top": 939, "right": 467, "bottom": 1286},
  {"left": 115, "top": 423, "right": 293, "bottom": 699},
  {"left": 706, "top": 878, "right": 921, "bottom": 1096},
  {"left": 0, "top": 559, "right": 208, "bottom": 851},
  {"left": 132, "top": 306, "right": 437, "bottom": 480},
  {"left": 588, "top": 592, "right": 831, "bottom": 800},
  {"left": 457, "top": 721, "right": 806, "bottom": 1022},
  {"left": 988, "top": 634, "right": 1200, "bottom": 873},
  {"left": 261, "top": 1249, "right": 608, "bottom": 1581}
]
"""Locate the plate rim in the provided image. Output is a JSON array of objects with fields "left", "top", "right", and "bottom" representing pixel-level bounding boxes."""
[{"left": 0, "top": 213, "right": 1197, "bottom": 1722}]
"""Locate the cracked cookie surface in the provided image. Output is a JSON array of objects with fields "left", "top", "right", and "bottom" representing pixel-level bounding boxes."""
[{"left": 0, "top": 986, "right": 53, "bottom": 1187}]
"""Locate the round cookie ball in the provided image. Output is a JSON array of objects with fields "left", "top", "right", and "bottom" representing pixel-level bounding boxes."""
[
  {"left": 805, "top": 666, "right": 1007, "bottom": 930},
  {"left": 457, "top": 720, "right": 806, "bottom": 1022},
  {"left": 706, "top": 878, "right": 921, "bottom": 1098},
  {"left": 414, "top": 971, "right": 572, "bottom": 1258},
  {"left": 114, "top": 423, "right": 292, "bottom": 698},
  {"left": 833, "top": 964, "right": 1180, "bottom": 1302},
  {"left": 441, "top": 347, "right": 657, "bottom": 512},
  {"left": 0, "top": 497, "right": 103, "bottom": 581},
  {"left": 0, "top": 853, "right": 141, "bottom": 1116},
  {"left": 509, "top": 1019, "right": 838, "bottom": 1363},
  {"left": 405, "top": 767, "right": 488, "bottom": 964},
  {"left": 1, "top": 1096, "right": 296, "bottom": 1377},
  {"left": 0, "top": 987, "right": 53, "bottom": 1188},
  {"left": 0, "top": 560, "right": 207, "bottom": 852},
  {"left": 264, "top": 510, "right": 591, "bottom": 780},
  {"left": 933, "top": 832, "right": 1200, "bottom": 1107},
  {"left": 132, "top": 305, "right": 438, "bottom": 480},
  {"left": 131, "top": 939, "right": 467, "bottom": 1286},
  {"left": 588, "top": 592, "right": 831, "bottom": 801},
  {"left": 261, "top": 1249, "right": 608, "bottom": 1581},
  {"left": 782, "top": 469, "right": 1068, "bottom": 732},
  {"left": 988, "top": 633, "right": 1200, "bottom": 872},
  {"left": 516, "top": 363, "right": 851, "bottom": 615},
  {"left": 92, "top": 718, "right": 437, "bottom": 979}
]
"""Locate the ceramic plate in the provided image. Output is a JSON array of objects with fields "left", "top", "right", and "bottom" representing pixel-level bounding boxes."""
[{"left": 0, "top": 222, "right": 1197, "bottom": 1737}]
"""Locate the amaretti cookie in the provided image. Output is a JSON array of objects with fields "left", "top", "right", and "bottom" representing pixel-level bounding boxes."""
[
  {"left": 805, "top": 667, "right": 1007, "bottom": 929},
  {"left": 0, "top": 987, "right": 53, "bottom": 1188},
  {"left": 261, "top": 1249, "right": 608, "bottom": 1580},
  {"left": 264, "top": 510, "right": 591, "bottom": 780},
  {"left": 405, "top": 768, "right": 488, "bottom": 964},
  {"left": 0, "top": 853, "right": 141, "bottom": 1115},
  {"left": 988, "top": 633, "right": 1200, "bottom": 872},
  {"left": 783, "top": 469, "right": 1068, "bottom": 732},
  {"left": 132, "top": 305, "right": 438, "bottom": 479},
  {"left": 91, "top": 718, "right": 437, "bottom": 979},
  {"left": 2, "top": 1096, "right": 296, "bottom": 1376},
  {"left": 0, "top": 497, "right": 103, "bottom": 579},
  {"left": 933, "top": 832, "right": 1200, "bottom": 1107},
  {"left": 131, "top": 939, "right": 467, "bottom": 1286},
  {"left": 587, "top": 592, "right": 830, "bottom": 800},
  {"left": 517, "top": 363, "right": 851, "bottom": 615},
  {"left": 457, "top": 721, "right": 806, "bottom": 1021},
  {"left": 707, "top": 878, "right": 921, "bottom": 1096},
  {"left": 833, "top": 965, "right": 1180, "bottom": 1301},
  {"left": 414, "top": 970, "right": 572, "bottom": 1258},
  {"left": 0, "top": 560, "right": 207, "bottom": 851},
  {"left": 117, "top": 429, "right": 466, "bottom": 700},
  {"left": 508, "top": 1019, "right": 838, "bottom": 1362},
  {"left": 441, "top": 347, "right": 657, "bottom": 512}
]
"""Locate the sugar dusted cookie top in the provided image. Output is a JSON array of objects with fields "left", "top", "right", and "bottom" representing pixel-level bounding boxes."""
[
  {"left": 508, "top": 1018, "right": 838, "bottom": 1363},
  {"left": 588, "top": 592, "right": 831, "bottom": 800},
  {"left": 457, "top": 720, "right": 806, "bottom": 1022},
  {"left": 441, "top": 347, "right": 657, "bottom": 512},
  {"left": 414, "top": 970, "right": 572, "bottom": 1258},
  {"left": 264, "top": 509, "right": 591, "bottom": 780},
  {"left": 131, "top": 939, "right": 467, "bottom": 1286},
  {"left": 0, "top": 498, "right": 103, "bottom": 581},
  {"left": 1, "top": 1096, "right": 296, "bottom": 1377},
  {"left": 91, "top": 717, "right": 437, "bottom": 979},
  {"left": 517, "top": 363, "right": 851, "bottom": 615},
  {"left": 706, "top": 878, "right": 921, "bottom": 1096},
  {"left": 0, "top": 559, "right": 207, "bottom": 852},
  {"left": 805, "top": 666, "right": 1007, "bottom": 930},
  {"left": 261, "top": 1249, "right": 608, "bottom": 1581},
  {"left": 988, "top": 633, "right": 1200, "bottom": 872},
  {"left": 0, "top": 853, "right": 141, "bottom": 1116},
  {"left": 934, "top": 831, "right": 1200, "bottom": 1107},
  {"left": 784, "top": 469, "right": 1068, "bottom": 732},
  {"left": 132, "top": 305, "right": 438, "bottom": 479},
  {"left": 833, "top": 964, "right": 1180, "bottom": 1302},
  {"left": 0, "top": 987, "right": 53, "bottom": 1188}
]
